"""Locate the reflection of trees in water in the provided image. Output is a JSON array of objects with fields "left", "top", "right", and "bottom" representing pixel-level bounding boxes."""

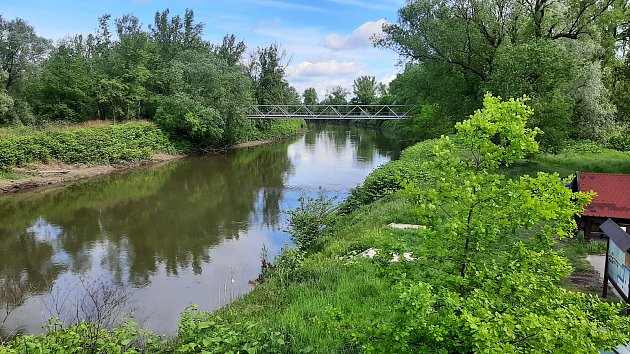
[
  {"left": 0, "top": 139, "right": 294, "bottom": 296},
  {"left": 304, "top": 123, "right": 402, "bottom": 164}
]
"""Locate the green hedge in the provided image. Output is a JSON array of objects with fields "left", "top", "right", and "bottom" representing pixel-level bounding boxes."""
[
  {"left": 0, "top": 122, "right": 177, "bottom": 171},
  {"left": 250, "top": 119, "right": 306, "bottom": 141}
]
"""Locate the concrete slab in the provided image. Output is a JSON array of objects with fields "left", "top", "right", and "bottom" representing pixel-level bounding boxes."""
[
  {"left": 587, "top": 254, "right": 622, "bottom": 299},
  {"left": 587, "top": 255, "right": 606, "bottom": 281},
  {"left": 388, "top": 223, "right": 426, "bottom": 230}
]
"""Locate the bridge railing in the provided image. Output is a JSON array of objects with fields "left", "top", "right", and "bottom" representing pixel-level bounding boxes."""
[{"left": 248, "top": 104, "right": 413, "bottom": 120}]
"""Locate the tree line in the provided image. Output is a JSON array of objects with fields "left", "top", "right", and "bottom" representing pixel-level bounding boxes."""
[
  {"left": 378, "top": 0, "right": 630, "bottom": 150},
  {"left": 0, "top": 9, "right": 308, "bottom": 146}
]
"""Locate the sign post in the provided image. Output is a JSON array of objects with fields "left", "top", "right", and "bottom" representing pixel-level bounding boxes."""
[{"left": 600, "top": 218, "right": 630, "bottom": 313}]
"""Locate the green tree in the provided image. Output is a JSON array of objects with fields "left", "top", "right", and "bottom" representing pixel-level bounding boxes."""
[
  {"left": 379, "top": 0, "right": 619, "bottom": 147},
  {"left": 350, "top": 75, "right": 377, "bottom": 105},
  {"left": 321, "top": 86, "right": 349, "bottom": 105},
  {"left": 351, "top": 94, "right": 630, "bottom": 352},
  {"left": 0, "top": 15, "right": 50, "bottom": 91},
  {"left": 29, "top": 42, "right": 96, "bottom": 121},
  {"left": 248, "top": 44, "right": 297, "bottom": 105},
  {"left": 302, "top": 88, "right": 318, "bottom": 105},
  {"left": 211, "top": 34, "right": 246, "bottom": 67},
  {"left": 155, "top": 50, "right": 252, "bottom": 145}
]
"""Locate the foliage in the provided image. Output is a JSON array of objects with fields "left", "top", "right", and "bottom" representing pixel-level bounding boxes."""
[
  {"left": 338, "top": 157, "right": 432, "bottom": 215},
  {"left": 379, "top": 0, "right": 626, "bottom": 150},
  {"left": 285, "top": 192, "right": 337, "bottom": 252},
  {"left": 154, "top": 93, "right": 224, "bottom": 146},
  {"left": 0, "top": 10, "right": 304, "bottom": 153},
  {"left": 456, "top": 93, "right": 540, "bottom": 169},
  {"left": 272, "top": 246, "right": 306, "bottom": 286},
  {"left": 175, "top": 307, "right": 288, "bottom": 353},
  {"left": 339, "top": 94, "right": 630, "bottom": 352},
  {"left": 350, "top": 76, "right": 377, "bottom": 105},
  {"left": 0, "top": 121, "right": 177, "bottom": 171},
  {"left": 321, "top": 86, "right": 349, "bottom": 105},
  {"left": 2, "top": 320, "right": 165, "bottom": 353},
  {"left": 302, "top": 88, "right": 318, "bottom": 105},
  {"left": 248, "top": 119, "right": 305, "bottom": 141}
]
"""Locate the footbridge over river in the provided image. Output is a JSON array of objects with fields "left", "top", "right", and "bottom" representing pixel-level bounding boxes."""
[{"left": 248, "top": 104, "right": 413, "bottom": 120}]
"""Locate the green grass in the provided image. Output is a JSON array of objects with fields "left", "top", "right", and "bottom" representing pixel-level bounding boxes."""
[
  {"left": 503, "top": 141, "right": 630, "bottom": 179},
  {"left": 0, "top": 171, "right": 29, "bottom": 180},
  {"left": 219, "top": 194, "right": 415, "bottom": 351}
]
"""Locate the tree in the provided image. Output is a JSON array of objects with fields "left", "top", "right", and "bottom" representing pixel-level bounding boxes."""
[
  {"left": 321, "top": 86, "right": 349, "bottom": 105},
  {"left": 155, "top": 49, "right": 253, "bottom": 145},
  {"left": 149, "top": 9, "right": 204, "bottom": 61},
  {"left": 350, "top": 94, "right": 630, "bottom": 352},
  {"left": 0, "top": 15, "right": 50, "bottom": 91},
  {"left": 29, "top": 42, "right": 96, "bottom": 121},
  {"left": 378, "top": 0, "right": 619, "bottom": 148},
  {"left": 302, "top": 88, "right": 318, "bottom": 105},
  {"left": 248, "top": 43, "right": 297, "bottom": 105},
  {"left": 212, "top": 34, "right": 246, "bottom": 67},
  {"left": 351, "top": 75, "right": 377, "bottom": 105}
]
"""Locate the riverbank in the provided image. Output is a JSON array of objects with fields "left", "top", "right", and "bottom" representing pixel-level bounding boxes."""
[
  {"left": 2, "top": 122, "right": 629, "bottom": 351},
  {"left": 0, "top": 120, "right": 306, "bottom": 195}
]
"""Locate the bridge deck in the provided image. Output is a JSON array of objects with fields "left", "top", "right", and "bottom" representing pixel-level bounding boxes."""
[{"left": 248, "top": 104, "right": 412, "bottom": 120}]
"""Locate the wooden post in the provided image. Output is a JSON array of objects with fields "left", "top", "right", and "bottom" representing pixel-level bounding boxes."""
[
  {"left": 603, "top": 237, "right": 610, "bottom": 298},
  {"left": 585, "top": 218, "right": 593, "bottom": 241}
]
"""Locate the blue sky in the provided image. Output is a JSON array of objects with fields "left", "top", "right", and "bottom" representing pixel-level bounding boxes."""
[{"left": 2, "top": 0, "right": 405, "bottom": 98}]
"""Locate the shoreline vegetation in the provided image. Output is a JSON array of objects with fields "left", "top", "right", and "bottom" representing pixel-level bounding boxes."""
[
  {"left": 2, "top": 96, "right": 630, "bottom": 352},
  {"left": 0, "top": 119, "right": 306, "bottom": 195}
]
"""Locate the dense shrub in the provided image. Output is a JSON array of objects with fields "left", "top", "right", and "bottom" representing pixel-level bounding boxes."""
[
  {"left": 154, "top": 94, "right": 225, "bottom": 146},
  {"left": 607, "top": 131, "right": 630, "bottom": 151},
  {"left": 250, "top": 119, "right": 306, "bottom": 141},
  {"left": 175, "top": 307, "right": 288, "bottom": 353},
  {"left": 2, "top": 320, "right": 165, "bottom": 353},
  {"left": 285, "top": 192, "right": 337, "bottom": 252},
  {"left": 0, "top": 121, "right": 177, "bottom": 171}
]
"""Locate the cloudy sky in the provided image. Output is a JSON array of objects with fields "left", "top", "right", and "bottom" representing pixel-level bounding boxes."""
[{"left": 2, "top": 0, "right": 405, "bottom": 99}]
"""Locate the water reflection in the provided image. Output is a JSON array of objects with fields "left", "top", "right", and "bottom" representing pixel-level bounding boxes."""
[{"left": 0, "top": 124, "right": 401, "bottom": 335}]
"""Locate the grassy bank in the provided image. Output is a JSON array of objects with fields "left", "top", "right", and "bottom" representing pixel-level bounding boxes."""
[
  {"left": 2, "top": 135, "right": 628, "bottom": 353},
  {"left": 0, "top": 119, "right": 306, "bottom": 175},
  {"left": 0, "top": 121, "right": 178, "bottom": 172}
]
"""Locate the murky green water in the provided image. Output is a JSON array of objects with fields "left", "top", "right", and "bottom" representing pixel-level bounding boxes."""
[{"left": 0, "top": 124, "right": 402, "bottom": 336}]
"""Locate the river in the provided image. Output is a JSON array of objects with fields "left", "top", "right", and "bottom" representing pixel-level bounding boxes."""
[{"left": 0, "top": 124, "right": 402, "bottom": 337}]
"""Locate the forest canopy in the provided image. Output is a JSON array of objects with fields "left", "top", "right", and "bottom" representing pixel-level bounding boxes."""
[{"left": 379, "top": 0, "right": 630, "bottom": 150}]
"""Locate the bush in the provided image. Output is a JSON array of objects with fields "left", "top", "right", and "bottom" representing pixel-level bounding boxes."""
[
  {"left": 154, "top": 94, "right": 225, "bottom": 146},
  {"left": 607, "top": 130, "right": 630, "bottom": 151},
  {"left": 0, "top": 121, "right": 177, "bottom": 171},
  {"left": 175, "top": 307, "right": 288, "bottom": 353},
  {"left": 2, "top": 320, "right": 165, "bottom": 353},
  {"left": 249, "top": 119, "right": 306, "bottom": 141},
  {"left": 285, "top": 192, "right": 337, "bottom": 252}
]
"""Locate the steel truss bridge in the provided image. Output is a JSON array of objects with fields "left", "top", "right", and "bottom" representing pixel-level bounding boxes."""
[{"left": 248, "top": 104, "right": 413, "bottom": 120}]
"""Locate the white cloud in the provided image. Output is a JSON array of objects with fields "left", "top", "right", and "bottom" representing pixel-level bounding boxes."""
[
  {"left": 324, "top": 19, "right": 387, "bottom": 50},
  {"left": 287, "top": 60, "right": 367, "bottom": 78}
]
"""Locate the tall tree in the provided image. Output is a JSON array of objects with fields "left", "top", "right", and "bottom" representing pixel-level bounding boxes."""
[
  {"left": 302, "top": 87, "right": 318, "bottom": 105},
  {"left": 0, "top": 15, "right": 50, "bottom": 91},
  {"left": 351, "top": 75, "right": 377, "bottom": 104},
  {"left": 248, "top": 44, "right": 298, "bottom": 105},
  {"left": 212, "top": 34, "right": 246, "bottom": 67},
  {"left": 322, "top": 86, "right": 349, "bottom": 105}
]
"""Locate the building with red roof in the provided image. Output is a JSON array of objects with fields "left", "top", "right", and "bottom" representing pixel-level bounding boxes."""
[{"left": 573, "top": 172, "right": 630, "bottom": 239}]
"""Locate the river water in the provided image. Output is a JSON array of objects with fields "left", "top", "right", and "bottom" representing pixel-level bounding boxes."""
[{"left": 0, "top": 124, "right": 402, "bottom": 337}]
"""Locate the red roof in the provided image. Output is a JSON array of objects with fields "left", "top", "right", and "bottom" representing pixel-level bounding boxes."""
[{"left": 578, "top": 172, "right": 630, "bottom": 219}]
